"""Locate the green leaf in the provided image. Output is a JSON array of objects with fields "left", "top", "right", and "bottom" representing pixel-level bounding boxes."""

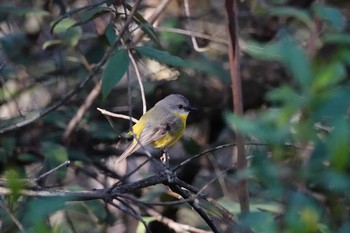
[
  {"left": 312, "top": 4, "right": 345, "bottom": 30},
  {"left": 42, "top": 39, "right": 63, "bottom": 50},
  {"left": 51, "top": 18, "right": 82, "bottom": 47},
  {"left": 244, "top": 38, "right": 311, "bottom": 89},
  {"left": 242, "top": 40, "right": 282, "bottom": 60},
  {"left": 241, "top": 211, "right": 277, "bottom": 233},
  {"left": 269, "top": 6, "right": 313, "bottom": 28},
  {"left": 279, "top": 38, "right": 312, "bottom": 90},
  {"left": 70, "top": 7, "right": 113, "bottom": 28},
  {"left": 102, "top": 49, "right": 130, "bottom": 98},
  {"left": 134, "top": 46, "right": 228, "bottom": 79},
  {"left": 312, "top": 62, "right": 346, "bottom": 91},
  {"left": 322, "top": 33, "right": 350, "bottom": 44},
  {"left": 52, "top": 18, "right": 76, "bottom": 34},
  {"left": 64, "top": 26, "right": 82, "bottom": 47},
  {"left": 104, "top": 23, "right": 117, "bottom": 45},
  {"left": 125, "top": 4, "right": 160, "bottom": 47},
  {"left": 5, "top": 169, "right": 24, "bottom": 200},
  {"left": 327, "top": 118, "right": 350, "bottom": 172}
]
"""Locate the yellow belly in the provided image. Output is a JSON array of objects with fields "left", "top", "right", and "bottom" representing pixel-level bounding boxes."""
[{"left": 152, "top": 112, "right": 187, "bottom": 148}]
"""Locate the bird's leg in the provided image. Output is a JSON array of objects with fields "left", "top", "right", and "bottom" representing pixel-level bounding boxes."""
[
  {"left": 160, "top": 148, "right": 170, "bottom": 167},
  {"left": 160, "top": 148, "right": 174, "bottom": 183}
]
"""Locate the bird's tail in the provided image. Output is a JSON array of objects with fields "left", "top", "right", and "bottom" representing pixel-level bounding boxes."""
[{"left": 115, "top": 140, "right": 139, "bottom": 164}]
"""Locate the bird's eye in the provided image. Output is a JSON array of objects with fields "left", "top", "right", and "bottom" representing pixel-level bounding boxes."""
[{"left": 178, "top": 104, "right": 183, "bottom": 109}]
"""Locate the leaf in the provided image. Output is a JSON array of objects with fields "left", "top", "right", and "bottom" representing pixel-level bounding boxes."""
[
  {"left": 70, "top": 6, "right": 113, "bottom": 28},
  {"left": 312, "top": 62, "right": 346, "bottom": 91},
  {"left": 52, "top": 18, "right": 76, "bottom": 34},
  {"left": 104, "top": 23, "right": 117, "bottom": 45},
  {"left": 269, "top": 6, "right": 313, "bottom": 28},
  {"left": 42, "top": 39, "right": 63, "bottom": 50},
  {"left": 322, "top": 33, "right": 350, "bottom": 44},
  {"left": 244, "top": 37, "right": 312, "bottom": 90},
  {"left": 312, "top": 4, "right": 345, "bottom": 30},
  {"left": 327, "top": 118, "right": 350, "bottom": 172},
  {"left": 279, "top": 38, "right": 312, "bottom": 90},
  {"left": 134, "top": 46, "right": 228, "bottom": 79},
  {"left": 102, "top": 49, "right": 130, "bottom": 98},
  {"left": 125, "top": 4, "right": 160, "bottom": 47},
  {"left": 243, "top": 41, "right": 282, "bottom": 60},
  {"left": 64, "top": 26, "right": 82, "bottom": 47},
  {"left": 51, "top": 18, "right": 82, "bottom": 47},
  {"left": 5, "top": 169, "right": 24, "bottom": 200}
]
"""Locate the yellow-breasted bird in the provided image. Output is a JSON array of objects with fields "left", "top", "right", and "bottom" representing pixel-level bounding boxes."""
[{"left": 116, "top": 94, "right": 195, "bottom": 164}]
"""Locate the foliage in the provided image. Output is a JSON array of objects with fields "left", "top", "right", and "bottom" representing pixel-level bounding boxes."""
[{"left": 0, "top": 0, "right": 350, "bottom": 233}]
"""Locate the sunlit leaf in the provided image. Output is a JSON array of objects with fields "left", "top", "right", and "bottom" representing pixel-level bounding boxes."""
[
  {"left": 42, "top": 39, "right": 63, "bottom": 50},
  {"left": 5, "top": 169, "right": 24, "bottom": 200},
  {"left": 312, "top": 62, "right": 346, "bottom": 91},
  {"left": 51, "top": 18, "right": 82, "bottom": 47},
  {"left": 102, "top": 48, "right": 129, "bottom": 98},
  {"left": 52, "top": 18, "right": 76, "bottom": 34}
]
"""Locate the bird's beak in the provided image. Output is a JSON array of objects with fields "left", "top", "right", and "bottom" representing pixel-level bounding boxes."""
[{"left": 188, "top": 106, "right": 198, "bottom": 112}]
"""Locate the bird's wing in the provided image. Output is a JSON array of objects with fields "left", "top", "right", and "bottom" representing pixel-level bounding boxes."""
[{"left": 115, "top": 114, "right": 179, "bottom": 164}]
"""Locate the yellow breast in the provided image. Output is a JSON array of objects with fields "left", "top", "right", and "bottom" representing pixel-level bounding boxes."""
[{"left": 152, "top": 112, "right": 188, "bottom": 148}]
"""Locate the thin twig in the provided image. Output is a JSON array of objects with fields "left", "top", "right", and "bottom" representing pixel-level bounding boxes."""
[
  {"left": 0, "top": 198, "right": 27, "bottom": 233},
  {"left": 147, "top": 207, "right": 212, "bottom": 233},
  {"left": 132, "top": 0, "right": 172, "bottom": 43},
  {"left": 36, "top": 160, "right": 71, "bottom": 182},
  {"left": 62, "top": 47, "right": 99, "bottom": 141},
  {"left": 183, "top": 0, "right": 208, "bottom": 52},
  {"left": 207, "top": 154, "right": 231, "bottom": 197},
  {"left": 128, "top": 49, "right": 147, "bottom": 114},
  {"left": 97, "top": 107, "right": 138, "bottom": 123},
  {"left": 173, "top": 143, "right": 237, "bottom": 171},
  {"left": 169, "top": 183, "right": 221, "bottom": 233},
  {"left": 156, "top": 27, "right": 228, "bottom": 44},
  {"left": 108, "top": 199, "right": 149, "bottom": 231}
]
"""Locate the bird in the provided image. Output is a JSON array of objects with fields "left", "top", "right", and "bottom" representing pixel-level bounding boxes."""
[{"left": 116, "top": 94, "right": 195, "bottom": 164}]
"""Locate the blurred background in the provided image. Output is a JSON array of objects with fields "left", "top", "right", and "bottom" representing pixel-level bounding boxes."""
[{"left": 1, "top": 0, "right": 350, "bottom": 232}]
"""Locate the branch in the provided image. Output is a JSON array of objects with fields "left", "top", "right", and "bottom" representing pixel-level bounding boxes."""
[
  {"left": 168, "top": 183, "right": 221, "bottom": 233},
  {"left": 97, "top": 107, "right": 138, "bottom": 123},
  {"left": 225, "top": 0, "right": 249, "bottom": 213},
  {"left": 0, "top": 0, "right": 142, "bottom": 135}
]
